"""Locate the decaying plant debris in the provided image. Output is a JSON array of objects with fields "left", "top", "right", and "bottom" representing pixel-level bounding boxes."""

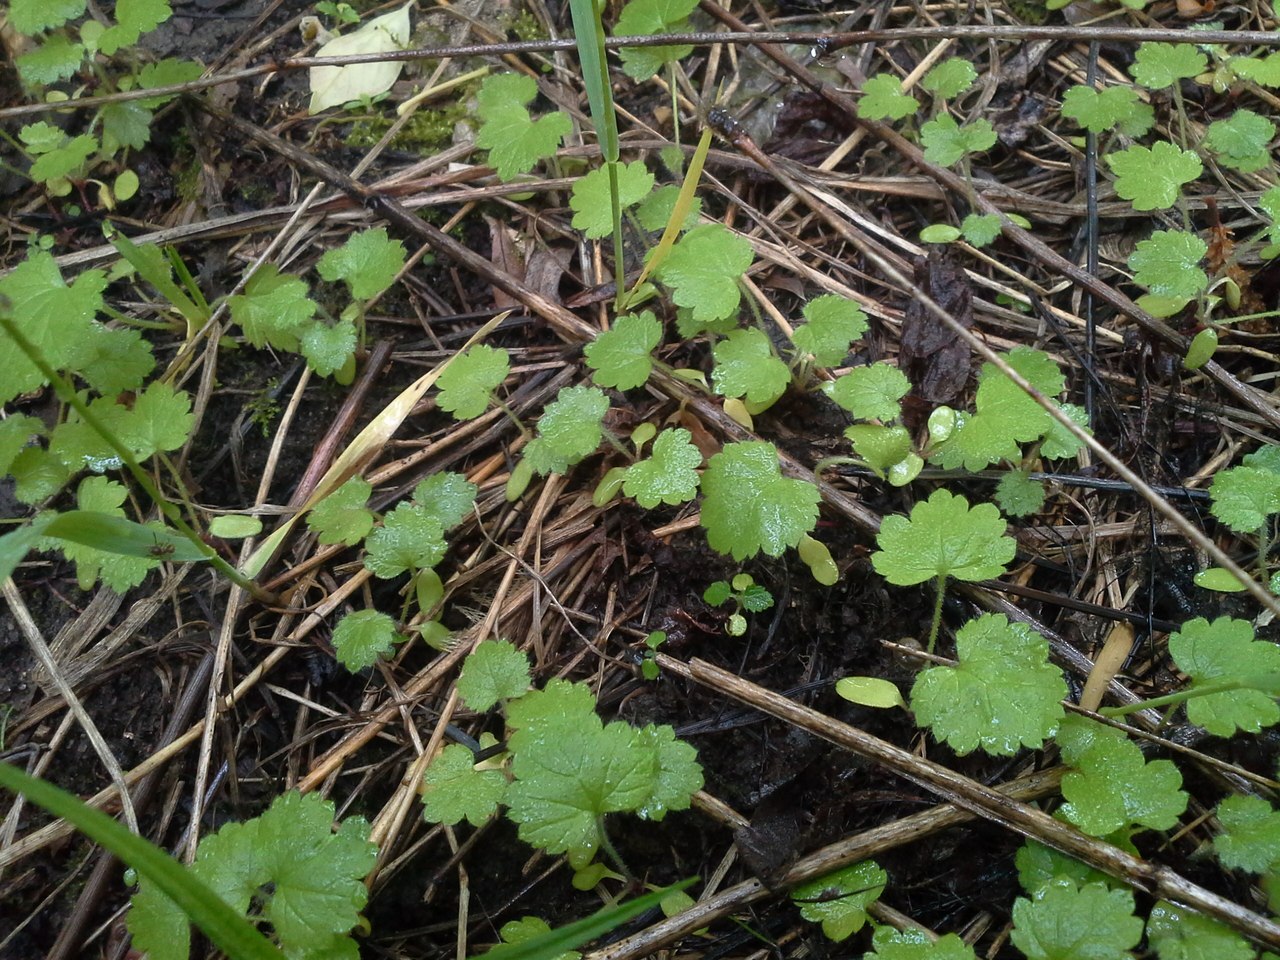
[{"left": 5, "top": 0, "right": 1280, "bottom": 956}]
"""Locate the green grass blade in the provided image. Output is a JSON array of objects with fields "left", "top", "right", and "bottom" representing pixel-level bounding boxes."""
[
  {"left": 567, "top": 0, "right": 617, "bottom": 163},
  {"left": 0, "top": 762, "right": 286, "bottom": 960},
  {"left": 481, "top": 878, "right": 696, "bottom": 960},
  {"left": 44, "top": 511, "right": 210, "bottom": 561}
]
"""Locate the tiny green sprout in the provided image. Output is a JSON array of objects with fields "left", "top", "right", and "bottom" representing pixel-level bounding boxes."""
[
  {"left": 703, "top": 574, "right": 774, "bottom": 636},
  {"left": 641, "top": 630, "right": 666, "bottom": 680}
]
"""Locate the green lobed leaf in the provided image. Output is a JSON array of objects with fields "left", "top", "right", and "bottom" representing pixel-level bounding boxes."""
[
  {"left": 911, "top": 613, "right": 1066, "bottom": 756},
  {"left": 436, "top": 344, "right": 510, "bottom": 420},
  {"left": 54, "top": 477, "right": 161, "bottom": 591},
  {"left": 846, "top": 424, "right": 913, "bottom": 474},
  {"left": 9, "top": 0, "right": 87, "bottom": 34},
  {"left": 635, "top": 184, "right": 702, "bottom": 233},
  {"left": 101, "top": 100, "right": 153, "bottom": 153},
  {"left": 457, "top": 639, "right": 532, "bottom": 711},
  {"left": 422, "top": 742, "right": 508, "bottom": 827},
  {"left": 316, "top": 227, "right": 407, "bottom": 300},
  {"left": 411, "top": 471, "right": 477, "bottom": 530},
  {"left": 623, "top": 427, "right": 702, "bottom": 508},
  {"left": 872, "top": 489, "right": 1015, "bottom": 586},
  {"left": 865, "top": 926, "right": 976, "bottom": 960},
  {"left": 475, "top": 73, "right": 571, "bottom": 181},
  {"left": 921, "top": 58, "right": 977, "bottom": 99},
  {"left": 1213, "top": 795, "right": 1280, "bottom": 874},
  {"left": 1127, "top": 230, "right": 1208, "bottom": 303},
  {"left": 524, "top": 385, "right": 610, "bottom": 476},
  {"left": 791, "top": 861, "right": 886, "bottom": 942},
  {"left": 17, "top": 36, "right": 86, "bottom": 86},
  {"left": 920, "top": 114, "right": 998, "bottom": 166},
  {"left": 1168, "top": 616, "right": 1280, "bottom": 736},
  {"left": 1040, "top": 403, "right": 1091, "bottom": 461},
  {"left": 331, "top": 609, "right": 403, "bottom": 672},
  {"left": 98, "top": 0, "right": 171, "bottom": 54},
  {"left": 1059, "top": 84, "right": 1154, "bottom": 136},
  {"left": 307, "top": 477, "right": 374, "bottom": 546},
  {"left": 1011, "top": 879, "right": 1141, "bottom": 960},
  {"left": 228, "top": 264, "right": 318, "bottom": 352},
  {"left": 1204, "top": 109, "right": 1276, "bottom": 173},
  {"left": 1233, "top": 53, "right": 1280, "bottom": 88},
  {"left": 1146, "top": 900, "right": 1254, "bottom": 960},
  {"left": 960, "top": 213, "right": 1002, "bottom": 247},
  {"left": 858, "top": 74, "right": 920, "bottom": 121},
  {"left": 995, "top": 470, "right": 1046, "bottom": 517},
  {"left": 1106, "top": 142, "right": 1202, "bottom": 212},
  {"left": 632, "top": 723, "right": 703, "bottom": 821},
  {"left": 584, "top": 310, "right": 663, "bottom": 390},
  {"left": 613, "top": 0, "right": 697, "bottom": 80},
  {"left": 137, "top": 58, "right": 204, "bottom": 107},
  {"left": 711, "top": 328, "right": 791, "bottom": 407},
  {"left": 654, "top": 224, "right": 754, "bottom": 325},
  {"left": 495, "top": 916, "right": 580, "bottom": 960},
  {"left": 793, "top": 294, "right": 868, "bottom": 366},
  {"left": 1015, "top": 840, "right": 1111, "bottom": 897},
  {"left": 1210, "top": 463, "right": 1280, "bottom": 534},
  {"left": 570, "top": 161, "right": 655, "bottom": 238},
  {"left": 299, "top": 317, "right": 358, "bottom": 377},
  {"left": 363, "top": 502, "right": 447, "bottom": 578},
  {"left": 1130, "top": 42, "right": 1208, "bottom": 90},
  {"left": 699, "top": 441, "right": 820, "bottom": 561},
  {"left": 823, "top": 363, "right": 909, "bottom": 421}
]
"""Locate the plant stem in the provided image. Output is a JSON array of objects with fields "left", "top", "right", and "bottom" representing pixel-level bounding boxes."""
[
  {"left": 0, "top": 309, "right": 275, "bottom": 604},
  {"left": 595, "top": 818, "right": 633, "bottom": 881},
  {"left": 927, "top": 573, "right": 947, "bottom": 654}
]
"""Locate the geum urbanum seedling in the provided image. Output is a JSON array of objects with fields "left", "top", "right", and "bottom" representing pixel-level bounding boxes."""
[
  {"left": 421, "top": 640, "right": 703, "bottom": 882},
  {"left": 703, "top": 573, "right": 773, "bottom": 637}
]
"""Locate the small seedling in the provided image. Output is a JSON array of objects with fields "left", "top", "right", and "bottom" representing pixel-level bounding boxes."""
[
  {"left": 703, "top": 573, "right": 773, "bottom": 636},
  {"left": 640, "top": 630, "right": 666, "bottom": 680}
]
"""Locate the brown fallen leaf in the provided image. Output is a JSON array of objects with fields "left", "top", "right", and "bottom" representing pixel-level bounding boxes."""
[{"left": 899, "top": 246, "right": 973, "bottom": 405}]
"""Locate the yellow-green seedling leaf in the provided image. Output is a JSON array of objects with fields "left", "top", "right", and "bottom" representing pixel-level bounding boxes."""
[
  {"left": 496, "top": 917, "right": 580, "bottom": 960},
  {"left": 699, "top": 441, "right": 821, "bottom": 561},
  {"left": 575, "top": 863, "right": 624, "bottom": 893},
  {"left": 475, "top": 73, "right": 572, "bottom": 181},
  {"left": 846, "top": 424, "right": 912, "bottom": 476},
  {"left": 1214, "top": 795, "right": 1280, "bottom": 874},
  {"left": 1234, "top": 53, "right": 1280, "bottom": 88},
  {"left": 331, "top": 608, "right": 403, "bottom": 672},
  {"left": 798, "top": 533, "right": 839, "bottom": 585},
  {"left": 416, "top": 568, "right": 445, "bottom": 615},
  {"left": 593, "top": 466, "right": 628, "bottom": 507},
  {"left": 17, "top": 36, "right": 87, "bottom": 86},
  {"left": 1204, "top": 108, "right": 1275, "bottom": 173},
  {"left": 584, "top": 310, "right": 662, "bottom": 390},
  {"left": 631, "top": 422, "right": 657, "bottom": 450},
  {"left": 1193, "top": 566, "right": 1247, "bottom": 593},
  {"left": 317, "top": 227, "right": 406, "bottom": 300},
  {"left": 457, "top": 639, "right": 531, "bottom": 711},
  {"left": 928, "top": 406, "right": 957, "bottom": 444},
  {"left": 1010, "top": 879, "right": 1141, "bottom": 960},
  {"left": 306, "top": 476, "right": 374, "bottom": 546},
  {"left": 1054, "top": 716, "right": 1186, "bottom": 836},
  {"left": 1147, "top": 901, "right": 1253, "bottom": 960},
  {"left": 571, "top": 161, "right": 654, "bottom": 239},
  {"left": 506, "top": 457, "right": 535, "bottom": 502},
  {"left": 635, "top": 184, "right": 702, "bottom": 233},
  {"left": 98, "top": 0, "right": 171, "bottom": 56},
  {"left": 633, "top": 723, "right": 703, "bottom": 821},
  {"left": 363, "top": 503, "right": 446, "bottom": 578},
  {"left": 1128, "top": 230, "right": 1208, "bottom": 306},
  {"left": 824, "top": 362, "right": 909, "bottom": 421},
  {"left": 858, "top": 74, "right": 919, "bottom": 122},
  {"left": 0, "top": 251, "right": 107, "bottom": 404},
  {"left": 1168, "top": 616, "right": 1280, "bottom": 736},
  {"left": 308, "top": 2, "right": 411, "bottom": 113},
  {"left": 921, "top": 58, "right": 977, "bottom": 99},
  {"left": 790, "top": 860, "right": 886, "bottom": 942},
  {"left": 524, "top": 385, "right": 610, "bottom": 476},
  {"left": 960, "top": 213, "right": 1002, "bottom": 247},
  {"left": 920, "top": 224, "right": 961, "bottom": 244},
  {"left": 613, "top": 0, "right": 697, "bottom": 80},
  {"left": 911, "top": 613, "right": 1065, "bottom": 756},
  {"left": 10, "top": 0, "right": 86, "bottom": 33},
  {"left": 931, "top": 347, "right": 1066, "bottom": 471},
  {"left": 1106, "top": 142, "right": 1202, "bottom": 212},
  {"left": 228, "top": 263, "right": 318, "bottom": 352},
  {"left": 888, "top": 452, "right": 923, "bottom": 487},
  {"left": 1015, "top": 840, "right": 1110, "bottom": 897},
  {"left": 1059, "top": 84, "right": 1154, "bottom": 136},
  {"left": 422, "top": 743, "right": 508, "bottom": 827},
  {"left": 836, "top": 676, "right": 904, "bottom": 709},
  {"left": 1130, "top": 42, "right": 1207, "bottom": 90},
  {"left": 1210, "top": 462, "right": 1280, "bottom": 534},
  {"left": 623, "top": 427, "right": 702, "bottom": 508},
  {"left": 793, "top": 294, "right": 868, "bottom": 366},
  {"left": 130, "top": 791, "right": 375, "bottom": 960},
  {"left": 920, "top": 114, "right": 997, "bottom": 166},
  {"left": 436, "top": 344, "right": 510, "bottom": 421},
  {"left": 865, "top": 926, "right": 976, "bottom": 960},
  {"left": 411, "top": 471, "right": 477, "bottom": 530},
  {"left": 1184, "top": 328, "right": 1218, "bottom": 370},
  {"left": 872, "top": 489, "right": 1014, "bottom": 586},
  {"left": 711, "top": 328, "right": 790, "bottom": 408},
  {"left": 654, "top": 223, "right": 753, "bottom": 325},
  {"left": 995, "top": 469, "right": 1046, "bottom": 518},
  {"left": 208, "top": 515, "right": 262, "bottom": 539}
]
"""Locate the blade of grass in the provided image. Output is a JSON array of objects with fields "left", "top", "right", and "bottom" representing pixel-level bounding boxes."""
[{"left": 0, "top": 761, "right": 286, "bottom": 960}]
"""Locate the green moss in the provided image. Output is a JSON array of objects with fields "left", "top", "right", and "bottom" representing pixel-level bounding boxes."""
[
  {"left": 503, "top": 9, "right": 547, "bottom": 42},
  {"left": 346, "top": 99, "right": 470, "bottom": 152}
]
